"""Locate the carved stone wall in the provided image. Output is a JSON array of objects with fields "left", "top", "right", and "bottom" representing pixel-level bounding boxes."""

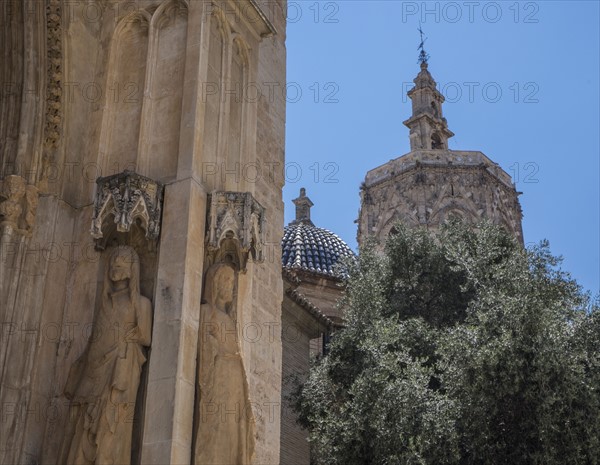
[
  {"left": 39, "top": 0, "right": 64, "bottom": 191},
  {"left": 0, "top": 2, "right": 24, "bottom": 176},
  {"left": 358, "top": 150, "right": 524, "bottom": 245},
  {"left": 0, "top": 1, "right": 287, "bottom": 465}
]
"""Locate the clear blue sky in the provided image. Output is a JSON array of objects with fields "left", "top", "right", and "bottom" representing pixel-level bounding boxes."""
[{"left": 283, "top": 1, "right": 600, "bottom": 296}]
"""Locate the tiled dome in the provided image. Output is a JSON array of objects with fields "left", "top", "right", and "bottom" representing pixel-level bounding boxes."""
[{"left": 281, "top": 188, "right": 355, "bottom": 278}]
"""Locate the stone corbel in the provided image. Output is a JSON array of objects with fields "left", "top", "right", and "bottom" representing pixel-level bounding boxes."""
[
  {"left": 0, "top": 175, "right": 39, "bottom": 237},
  {"left": 91, "top": 170, "right": 163, "bottom": 249},
  {"left": 205, "top": 191, "right": 265, "bottom": 271}
]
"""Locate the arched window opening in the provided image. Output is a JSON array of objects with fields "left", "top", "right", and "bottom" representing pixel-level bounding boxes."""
[{"left": 431, "top": 132, "right": 443, "bottom": 149}]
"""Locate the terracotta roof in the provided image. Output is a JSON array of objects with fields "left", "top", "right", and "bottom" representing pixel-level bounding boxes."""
[{"left": 284, "top": 286, "right": 335, "bottom": 329}]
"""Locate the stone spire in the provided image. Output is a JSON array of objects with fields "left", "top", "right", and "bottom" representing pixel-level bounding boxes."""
[
  {"left": 403, "top": 61, "right": 454, "bottom": 151},
  {"left": 291, "top": 188, "right": 314, "bottom": 225}
]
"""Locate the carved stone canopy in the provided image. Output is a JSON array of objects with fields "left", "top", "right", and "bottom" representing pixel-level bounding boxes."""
[
  {"left": 206, "top": 191, "right": 265, "bottom": 271},
  {"left": 91, "top": 170, "right": 163, "bottom": 249}
]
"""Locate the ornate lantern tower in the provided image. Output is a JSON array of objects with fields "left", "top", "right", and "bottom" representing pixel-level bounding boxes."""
[{"left": 358, "top": 37, "right": 523, "bottom": 245}]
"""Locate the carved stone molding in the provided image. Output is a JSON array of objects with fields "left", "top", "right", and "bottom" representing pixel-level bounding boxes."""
[
  {"left": 91, "top": 171, "right": 163, "bottom": 249},
  {"left": 0, "top": 175, "right": 39, "bottom": 236},
  {"left": 39, "top": 0, "right": 63, "bottom": 191},
  {"left": 206, "top": 191, "right": 265, "bottom": 271}
]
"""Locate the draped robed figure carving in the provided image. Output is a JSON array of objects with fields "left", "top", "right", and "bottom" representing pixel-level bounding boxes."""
[
  {"left": 59, "top": 246, "right": 152, "bottom": 465},
  {"left": 195, "top": 262, "right": 255, "bottom": 465}
]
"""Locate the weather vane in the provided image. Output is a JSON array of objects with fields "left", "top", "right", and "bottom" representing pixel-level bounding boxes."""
[{"left": 417, "top": 23, "right": 430, "bottom": 65}]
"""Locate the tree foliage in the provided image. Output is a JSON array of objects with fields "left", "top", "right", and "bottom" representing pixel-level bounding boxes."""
[{"left": 294, "top": 221, "right": 600, "bottom": 465}]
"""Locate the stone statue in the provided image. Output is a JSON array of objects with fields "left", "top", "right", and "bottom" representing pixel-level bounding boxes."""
[
  {"left": 195, "top": 262, "right": 255, "bottom": 465},
  {"left": 59, "top": 245, "right": 152, "bottom": 465},
  {"left": 0, "top": 175, "right": 26, "bottom": 228}
]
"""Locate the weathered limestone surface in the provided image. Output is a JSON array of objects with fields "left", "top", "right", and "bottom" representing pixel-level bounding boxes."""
[
  {"left": 196, "top": 263, "right": 255, "bottom": 465},
  {"left": 358, "top": 149, "right": 524, "bottom": 245},
  {"left": 0, "top": 0, "right": 287, "bottom": 464},
  {"left": 59, "top": 246, "right": 152, "bottom": 464}
]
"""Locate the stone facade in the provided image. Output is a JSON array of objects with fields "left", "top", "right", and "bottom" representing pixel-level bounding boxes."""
[
  {"left": 358, "top": 61, "right": 524, "bottom": 246},
  {"left": 0, "top": 1, "right": 287, "bottom": 464},
  {"left": 279, "top": 266, "right": 348, "bottom": 465},
  {"left": 279, "top": 191, "right": 351, "bottom": 465},
  {"left": 280, "top": 273, "right": 333, "bottom": 465},
  {"left": 0, "top": 4, "right": 527, "bottom": 464}
]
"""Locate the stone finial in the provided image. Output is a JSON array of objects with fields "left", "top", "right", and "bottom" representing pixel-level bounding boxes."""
[
  {"left": 291, "top": 188, "right": 314, "bottom": 225},
  {"left": 413, "top": 61, "right": 436, "bottom": 90}
]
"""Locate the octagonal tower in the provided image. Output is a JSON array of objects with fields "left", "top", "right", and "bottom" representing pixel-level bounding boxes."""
[{"left": 357, "top": 60, "right": 524, "bottom": 246}]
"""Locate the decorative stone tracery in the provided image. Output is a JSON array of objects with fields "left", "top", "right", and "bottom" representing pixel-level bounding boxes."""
[
  {"left": 205, "top": 191, "right": 265, "bottom": 271},
  {"left": 359, "top": 156, "right": 524, "bottom": 245},
  {"left": 91, "top": 170, "right": 164, "bottom": 249}
]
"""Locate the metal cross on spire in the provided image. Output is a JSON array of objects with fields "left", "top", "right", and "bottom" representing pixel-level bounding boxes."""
[{"left": 417, "top": 23, "right": 430, "bottom": 65}]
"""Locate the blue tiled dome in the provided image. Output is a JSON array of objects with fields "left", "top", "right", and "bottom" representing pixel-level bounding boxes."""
[
  {"left": 281, "top": 188, "right": 355, "bottom": 278},
  {"left": 281, "top": 222, "right": 355, "bottom": 277}
]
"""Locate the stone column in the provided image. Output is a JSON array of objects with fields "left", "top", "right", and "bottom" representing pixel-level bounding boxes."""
[{"left": 140, "top": 177, "right": 207, "bottom": 464}]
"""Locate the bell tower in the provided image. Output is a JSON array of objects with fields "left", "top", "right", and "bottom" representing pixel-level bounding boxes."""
[
  {"left": 357, "top": 32, "right": 524, "bottom": 246},
  {"left": 403, "top": 43, "right": 454, "bottom": 150}
]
